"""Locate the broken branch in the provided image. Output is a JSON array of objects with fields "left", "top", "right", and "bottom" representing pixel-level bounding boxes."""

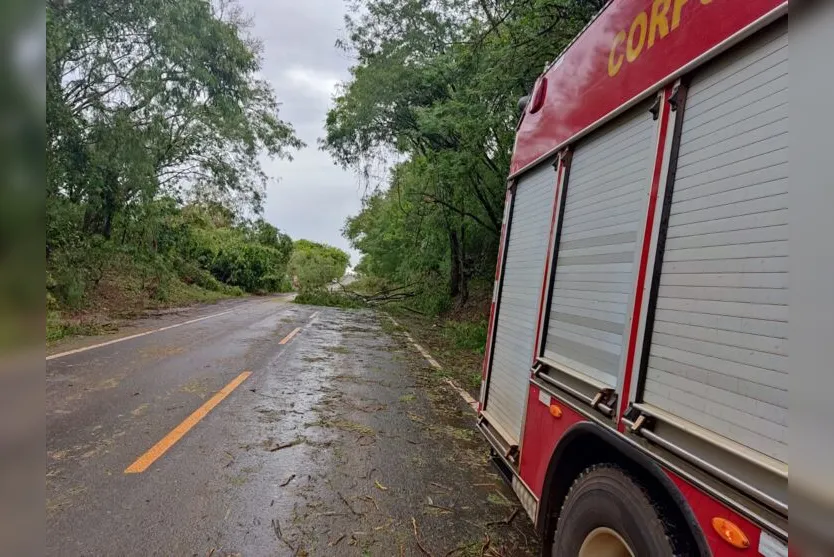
[
  {"left": 485, "top": 507, "right": 520, "bottom": 527},
  {"left": 337, "top": 491, "right": 361, "bottom": 516},
  {"left": 412, "top": 516, "right": 434, "bottom": 557}
]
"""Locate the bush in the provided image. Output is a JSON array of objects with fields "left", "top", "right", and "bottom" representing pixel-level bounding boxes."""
[
  {"left": 289, "top": 240, "right": 350, "bottom": 291},
  {"left": 46, "top": 199, "right": 300, "bottom": 339},
  {"left": 260, "top": 274, "right": 293, "bottom": 293},
  {"left": 442, "top": 320, "right": 488, "bottom": 354}
]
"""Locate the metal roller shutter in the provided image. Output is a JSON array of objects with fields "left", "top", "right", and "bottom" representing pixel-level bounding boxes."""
[
  {"left": 486, "top": 162, "right": 556, "bottom": 443},
  {"left": 643, "top": 23, "right": 788, "bottom": 463},
  {"left": 543, "top": 102, "right": 656, "bottom": 387}
]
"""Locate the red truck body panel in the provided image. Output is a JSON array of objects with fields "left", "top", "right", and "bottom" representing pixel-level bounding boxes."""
[
  {"left": 510, "top": 0, "right": 784, "bottom": 176},
  {"left": 519, "top": 384, "right": 586, "bottom": 496},
  {"left": 482, "top": 1, "right": 790, "bottom": 554}
]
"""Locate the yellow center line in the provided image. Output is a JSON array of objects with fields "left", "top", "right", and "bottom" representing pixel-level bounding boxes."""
[
  {"left": 124, "top": 371, "right": 252, "bottom": 474},
  {"left": 278, "top": 327, "right": 302, "bottom": 345}
]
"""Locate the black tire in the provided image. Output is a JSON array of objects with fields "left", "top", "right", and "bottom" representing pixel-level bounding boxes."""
[{"left": 547, "top": 464, "right": 681, "bottom": 557}]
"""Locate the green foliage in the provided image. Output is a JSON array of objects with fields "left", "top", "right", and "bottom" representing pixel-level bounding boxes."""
[
  {"left": 47, "top": 0, "right": 303, "bottom": 222},
  {"left": 289, "top": 240, "right": 350, "bottom": 292},
  {"left": 46, "top": 0, "right": 304, "bottom": 324},
  {"left": 47, "top": 197, "right": 291, "bottom": 320},
  {"left": 326, "top": 0, "right": 602, "bottom": 314},
  {"left": 442, "top": 320, "right": 488, "bottom": 355},
  {"left": 293, "top": 290, "right": 366, "bottom": 309}
]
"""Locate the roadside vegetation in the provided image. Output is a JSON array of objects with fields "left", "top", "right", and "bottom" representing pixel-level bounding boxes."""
[
  {"left": 316, "top": 0, "right": 603, "bottom": 371},
  {"left": 45, "top": 0, "right": 350, "bottom": 341},
  {"left": 290, "top": 240, "right": 356, "bottom": 307},
  {"left": 323, "top": 0, "right": 603, "bottom": 315},
  {"left": 46, "top": 0, "right": 604, "bottom": 345}
]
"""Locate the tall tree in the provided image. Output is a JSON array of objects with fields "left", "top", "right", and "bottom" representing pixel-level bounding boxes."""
[
  {"left": 325, "top": 0, "right": 602, "bottom": 308},
  {"left": 47, "top": 0, "right": 303, "bottom": 240},
  {"left": 46, "top": 0, "right": 305, "bottom": 312}
]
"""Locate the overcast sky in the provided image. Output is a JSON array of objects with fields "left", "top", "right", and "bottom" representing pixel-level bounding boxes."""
[{"left": 244, "top": 0, "right": 363, "bottom": 264}]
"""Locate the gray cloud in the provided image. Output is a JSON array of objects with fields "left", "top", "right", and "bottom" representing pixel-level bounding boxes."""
[{"left": 243, "top": 0, "right": 362, "bottom": 264}]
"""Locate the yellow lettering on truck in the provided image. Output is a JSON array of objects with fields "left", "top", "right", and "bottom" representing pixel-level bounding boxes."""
[
  {"left": 627, "top": 11, "right": 648, "bottom": 62},
  {"left": 672, "top": 0, "right": 688, "bottom": 30},
  {"left": 649, "top": 0, "right": 671, "bottom": 48},
  {"left": 608, "top": 31, "right": 626, "bottom": 76}
]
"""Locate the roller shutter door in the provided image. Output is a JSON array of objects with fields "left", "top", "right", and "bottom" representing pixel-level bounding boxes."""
[
  {"left": 543, "top": 102, "right": 656, "bottom": 387},
  {"left": 642, "top": 23, "right": 788, "bottom": 463},
  {"left": 485, "top": 162, "right": 556, "bottom": 443}
]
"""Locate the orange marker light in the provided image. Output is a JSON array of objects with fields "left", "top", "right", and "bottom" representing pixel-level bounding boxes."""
[
  {"left": 549, "top": 404, "right": 562, "bottom": 418},
  {"left": 711, "top": 517, "right": 749, "bottom": 549}
]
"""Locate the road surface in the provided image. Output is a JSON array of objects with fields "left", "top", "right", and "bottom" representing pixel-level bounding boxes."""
[{"left": 47, "top": 296, "right": 539, "bottom": 556}]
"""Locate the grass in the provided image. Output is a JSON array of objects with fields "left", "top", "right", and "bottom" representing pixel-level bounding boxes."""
[
  {"left": 384, "top": 310, "right": 486, "bottom": 398},
  {"left": 315, "top": 418, "right": 376, "bottom": 437},
  {"left": 46, "top": 311, "right": 110, "bottom": 343},
  {"left": 441, "top": 319, "right": 487, "bottom": 355},
  {"left": 47, "top": 263, "right": 242, "bottom": 344},
  {"left": 487, "top": 491, "right": 514, "bottom": 507},
  {"left": 379, "top": 317, "right": 404, "bottom": 336}
]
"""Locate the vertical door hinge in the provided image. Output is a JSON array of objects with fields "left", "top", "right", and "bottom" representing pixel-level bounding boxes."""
[
  {"left": 649, "top": 93, "right": 662, "bottom": 120},
  {"left": 668, "top": 83, "right": 683, "bottom": 112}
]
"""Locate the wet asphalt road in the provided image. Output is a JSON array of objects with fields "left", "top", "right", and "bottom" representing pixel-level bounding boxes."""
[{"left": 47, "top": 296, "right": 539, "bottom": 556}]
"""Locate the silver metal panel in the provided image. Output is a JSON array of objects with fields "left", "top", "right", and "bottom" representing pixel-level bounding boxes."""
[
  {"left": 485, "top": 161, "right": 557, "bottom": 443},
  {"left": 544, "top": 103, "right": 656, "bottom": 387},
  {"left": 644, "top": 23, "right": 788, "bottom": 464}
]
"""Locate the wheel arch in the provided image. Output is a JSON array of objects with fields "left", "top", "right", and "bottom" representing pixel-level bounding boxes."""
[{"left": 536, "top": 421, "right": 711, "bottom": 557}]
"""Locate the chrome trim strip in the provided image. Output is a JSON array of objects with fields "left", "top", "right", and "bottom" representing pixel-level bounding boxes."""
[
  {"left": 535, "top": 369, "right": 594, "bottom": 406},
  {"left": 633, "top": 422, "right": 787, "bottom": 515},
  {"left": 531, "top": 377, "right": 609, "bottom": 428},
  {"left": 537, "top": 355, "right": 609, "bottom": 391},
  {"left": 535, "top": 365, "right": 614, "bottom": 417},
  {"left": 478, "top": 415, "right": 513, "bottom": 459},
  {"left": 620, "top": 419, "right": 788, "bottom": 540},
  {"left": 479, "top": 408, "right": 520, "bottom": 449},
  {"left": 633, "top": 402, "right": 788, "bottom": 480}
]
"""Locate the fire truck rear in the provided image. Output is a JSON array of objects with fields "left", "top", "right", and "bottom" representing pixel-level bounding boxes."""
[{"left": 477, "top": 1, "right": 808, "bottom": 555}]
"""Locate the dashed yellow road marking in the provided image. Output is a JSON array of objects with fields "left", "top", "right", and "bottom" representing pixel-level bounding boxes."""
[
  {"left": 124, "top": 371, "right": 251, "bottom": 474},
  {"left": 278, "top": 327, "right": 302, "bottom": 345}
]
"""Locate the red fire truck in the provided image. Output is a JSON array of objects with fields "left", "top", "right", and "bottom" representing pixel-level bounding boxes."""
[{"left": 478, "top": 1, "right": 793, "bottom": 555}]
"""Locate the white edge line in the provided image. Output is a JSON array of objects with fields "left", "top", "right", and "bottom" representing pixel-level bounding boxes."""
[
  {"left": 46, "top": 309, "right": 234, "bottom": 361},
  {"left": 384, "top": 313, "right": 477, "bottom": 413},
  {"left": 446, "top": 379, "right": 479, "bottom": 412}
]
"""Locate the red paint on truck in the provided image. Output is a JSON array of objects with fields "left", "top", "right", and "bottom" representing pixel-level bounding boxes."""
[{"left": 510, "top": 0, "right": 784, "bottom": 175}]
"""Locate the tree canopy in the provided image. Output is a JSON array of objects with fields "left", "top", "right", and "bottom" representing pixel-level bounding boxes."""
[
  {"left": 46, "top": 0, "right": 306, "bottom": 325},
  {"left": 289, "top": 240, "right": 351, "bottom": 292},
  {"left": 325, "top": 0, "right": 603, "bottom": 311}
]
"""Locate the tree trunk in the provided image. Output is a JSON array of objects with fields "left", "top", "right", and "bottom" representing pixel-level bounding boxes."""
[
  {"left": 449, "top": 227, "right": 469, "bottom": 308},
  {"left": 458, "top": 226, "right": 469, "bottom": 307},
  {"left": 449, "top": 228, "right": 461, "bottom": 299}
]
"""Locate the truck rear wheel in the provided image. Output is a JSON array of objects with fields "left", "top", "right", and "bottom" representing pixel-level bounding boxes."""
[{"left": 548, "top": 464, "right": 680, "bottom": 557}]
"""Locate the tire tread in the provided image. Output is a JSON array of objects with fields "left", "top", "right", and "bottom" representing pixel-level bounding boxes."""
[{"left": 552, "top": 463, "right": 684, "bottom": 556}]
